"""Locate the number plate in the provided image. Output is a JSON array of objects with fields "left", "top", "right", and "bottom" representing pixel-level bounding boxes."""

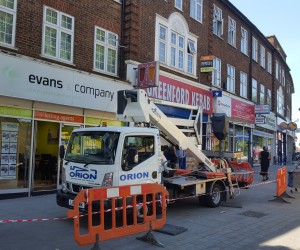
[{"left": 69, "top": 199, "right": 85, "bottom": 209}]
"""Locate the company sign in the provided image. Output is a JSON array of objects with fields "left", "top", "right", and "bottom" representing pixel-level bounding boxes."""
[
  {"left": 146, "top": 75, "right": 213, "bottom": 114},
  {"left": 137, "top": 61, "right": 159, "bottom": 88},
  {"left": 255, "top": 116, "right": 266, "bottom": 124},
  {"left": 255, "top": 104, "right": 270, "bottom": 114},
  {"left": 255, "top": 112, "right": 276, "bottom": 131},
  {"left": 215, "top": 95, "right": 254, "bottom": 123},
  {"left": 200, "top": 55, "right": 214, "bottom": 73},
  {"left": 0, "top": 53, "right": 129, "bottom": 112}
]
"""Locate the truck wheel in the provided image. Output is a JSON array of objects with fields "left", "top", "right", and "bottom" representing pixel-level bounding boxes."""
[{"left": 198, "top": 183, "right": 224, "bottom": 208}]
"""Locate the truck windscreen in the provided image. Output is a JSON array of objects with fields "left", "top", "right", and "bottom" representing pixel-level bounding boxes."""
[{"left": 65, "top": 131, "right": 120, "bottom": 165}]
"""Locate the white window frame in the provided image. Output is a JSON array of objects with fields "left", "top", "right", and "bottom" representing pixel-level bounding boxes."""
[
  {"left": 241, "top": 27, "right": 248, "bottom": 55},
  {"left": 228, "top": 17, "right": 236, "bottom": 47},
  {"left": 155, "top": 14, "right": 197, "bottom": 76},
  {"left": 240, "top": 71, "right": 247, "bottom": 98},
  {"left": 213, "top": 5, "right": 223, "bottom": 37},
  {"left": 277, "top": 87, "right": 284, "bottom": 116},
  {"left": 252, "top": 78, "right": 257, "bottom": 102},
  {"left": 260, "top": 84, "right": 265, "bottom": 104},
  {"left": 260, "top": 45, "right": 265, "bottom": 68},
  {"left": 227, "top": 64, "right": 235, "bottom": 93},
  {"left": 42, "top": 6, "right": 74, "bottom": 63},
  {"left": 267, "top": 52, "right": 272, "bottom": 74},
  {"left": 252, "top": 37, "right": 258, "bottom": 62},
  {"left": 190, "top": 0, "right": 203, "bottom": 23},
  {"left": 94, "top": 26, "right": 118, "bottom": 76},
  {"left": 267, "top": 88, "right": 271, "bottom": 106},
  {"left": 281, "top": 68, "right": 285, "bottom": 86},
  {"left": 212, "top": 57, "right": 221, "bottom": 87},
  {"left": 175, "top": 0, "right": 183, "bottom": 10},
  {"left": 0, "top": 0, "right": 17, "bottom": 47},
  {"left": 275, "top": 60, "right": 279, "bottom": 79}
]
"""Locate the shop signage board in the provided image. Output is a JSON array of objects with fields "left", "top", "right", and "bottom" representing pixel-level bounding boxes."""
[
  {"left": 200, "top": 55, "right": 214, "bottom": 73},
  {"left": 137, "top": 61, "right": 159, "bottom": 88},
  {"left": 0, "top": 106, "right": 32, "bottom": 118},
  {"left": 146, "top": 75, "right": 213, "bottom": 114},
  {"left": 255, "top": 116, "right": 266, "bottom": 124},
  {"left": 256, "top": 112, "right": 276, "bottom": 131},
  {"left": 214, "top": 95, "right": 255, "bottom": 124},
  {"left": 255, "top": 104, "right": 270, "bottom": 114},
  {"left": 0, "top": 53, "right": 130, "bottom": 112},
  {"left": 34, "top": 111, "right": 84, "bottom": 123}
]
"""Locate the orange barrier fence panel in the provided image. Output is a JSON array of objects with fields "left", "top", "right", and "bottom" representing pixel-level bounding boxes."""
[
  {"left": 67, "top": 183, "right": 168, "bottom": 246},
  {"left": 276, "top": 167, "right": 287, "bottom": 197}
]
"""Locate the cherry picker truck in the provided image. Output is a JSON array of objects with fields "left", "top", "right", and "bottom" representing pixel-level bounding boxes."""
[{"left": 56, "top": 89, "right": 253, "bottom": 212}]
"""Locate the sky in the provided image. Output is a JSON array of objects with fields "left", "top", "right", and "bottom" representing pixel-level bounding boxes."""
[{"left": 229, "top": 0, "right": 300, "bottom": 126}]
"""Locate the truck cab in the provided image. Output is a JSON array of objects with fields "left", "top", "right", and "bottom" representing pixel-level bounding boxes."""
[{"left": 56, "top": 126, "right": 164, "bottom": 209}]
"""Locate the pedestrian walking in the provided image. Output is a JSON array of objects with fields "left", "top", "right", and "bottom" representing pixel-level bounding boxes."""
[{"left": 259, "top": 146, "right": 271, "bottom": 181}]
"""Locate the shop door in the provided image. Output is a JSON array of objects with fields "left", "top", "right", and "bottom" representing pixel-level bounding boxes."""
[
  {"left": 57, "top": 124, "right": 80, "bottom": 187},
  {"left": 33, "top": 121, "right": 60, "bottom": 191}
]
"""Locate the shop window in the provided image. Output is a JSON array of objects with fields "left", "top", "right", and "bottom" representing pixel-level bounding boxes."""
[{"left": 0, "top": 118, "right": 32, "bottom": 191}]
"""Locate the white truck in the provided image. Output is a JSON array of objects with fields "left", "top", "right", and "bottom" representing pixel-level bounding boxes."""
[{"left": 56, "top": 89, "right": 237, "bottom": 211}]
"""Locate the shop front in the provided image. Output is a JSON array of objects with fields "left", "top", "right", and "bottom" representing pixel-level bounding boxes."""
[
  {"left": 0, "top": 52, "right": 129, "bottom": 197},
  {"left": 0, "top": 107, "right": 32, "bottom": 195},
  {"left": 253, "top": 112, "right": 276, "bottom": 164},
  {"left": 213, "top": 94, "right": 255, "bottom": 163}
]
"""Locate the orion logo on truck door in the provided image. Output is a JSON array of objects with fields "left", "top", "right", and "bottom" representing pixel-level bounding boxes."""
[
  {"left": 69, "top": 166, "right": 97, "bottom": 180},
  {"left": 120, "top": 172, "right": 149, "bottom": 181}
]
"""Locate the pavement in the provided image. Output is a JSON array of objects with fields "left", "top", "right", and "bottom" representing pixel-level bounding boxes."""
[{"left": 1, "top": 162, "right": 300, "bottom": 250}]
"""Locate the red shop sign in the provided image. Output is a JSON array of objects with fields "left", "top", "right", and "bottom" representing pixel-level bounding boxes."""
[
  {"left": 34, "top": 111, "right": 84, "bottom": 123},
  {"left": 231, "top": 99, "right": 254, "bottom": 123},
  {"left": 146, "top": 75, "right": 213, "bottom": 114}
]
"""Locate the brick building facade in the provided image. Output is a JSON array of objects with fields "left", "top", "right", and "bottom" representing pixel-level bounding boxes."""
[{"left": 0, "top": 0, "right": 294, "bottom": 197}]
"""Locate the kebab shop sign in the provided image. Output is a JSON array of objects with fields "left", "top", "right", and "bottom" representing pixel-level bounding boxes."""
[{"left": 146, "top": 75, "right": 213, "bottom": 114}]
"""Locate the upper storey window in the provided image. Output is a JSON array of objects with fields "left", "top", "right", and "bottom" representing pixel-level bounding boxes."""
[
  {"left": 175, "top": 0, "right": 183, "bottom": 10},
  {"left": 94, "top": 27, "right": 118, "bottom": 76},
  {"left": 240, "top": 27, "right": 248, "bottom": 55},
  {"left": 213, "top": 5, "right": 223, "bottom": 37},
  {"left": 0, "top": 0, "right": 17, "bottom": 47},
  {"left": 42, "top": 6, "right": 74, "bottom": 63},
  {"left": 252, "top": 37, "right": 258, "bottom": 62},
  {"left": 228, "top": 17, "right": 236, "bottom": 47},
  {"left": 155, "top": 13, "right": 197, "bottom": 76},
  {"left": 190, "top": 0, "right": 203, "bottom": 23}
]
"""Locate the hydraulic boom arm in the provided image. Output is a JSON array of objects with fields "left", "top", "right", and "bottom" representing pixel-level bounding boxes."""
[{"left": 117, "top": 89, "right": 216, "bottom": 172}]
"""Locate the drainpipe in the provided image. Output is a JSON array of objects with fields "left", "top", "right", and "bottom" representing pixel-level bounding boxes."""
[{"left": 119, "top": 0, "right": 126, "bottom": 79}]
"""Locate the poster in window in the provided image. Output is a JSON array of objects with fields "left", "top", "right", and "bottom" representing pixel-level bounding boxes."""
[
  {"left": 9, "top": 132, "right": 18, "bottom": 143},
  {"left": 9, "top": 143, "right": 17, "bottom": 154},
  {"left": 1, "top": 154, "right": 9, "bottom": 164},
  {"left": 9, "top": 154, "right": 17, "bottom": 165},
  {"left": 9, "top": 165, "right": 16, "bottom": 176},
  {"left": 48, "top": 129, "right": 59, "bottom": 144},
  {"left": 2, "top": 143, "right": 10, "bottom": 154},
  {"left": 0, "top": 165, "right": 9, "bottom": 176},
  {"left": 2, "top": 131, "right": 10, "bottom": 142}
]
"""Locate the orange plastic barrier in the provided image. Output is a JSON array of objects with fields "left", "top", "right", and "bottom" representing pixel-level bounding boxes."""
[
  {"left": 276, "top": 167, "right": 287, "bottom": 197},
  {"left": 230, "top": 161, "right": 254, "bottom": 185},
  {"left": 211, "top": 159, "right": 254, "bottom": 185},
  {"left": 67, "top": 183, "right": 168, "bottom": 246}
]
